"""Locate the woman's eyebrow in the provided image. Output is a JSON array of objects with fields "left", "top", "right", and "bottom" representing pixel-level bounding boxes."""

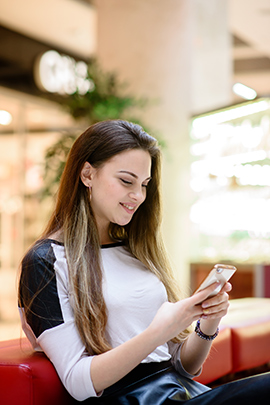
[{"left": 118, "top": 170, "right": 151, "bottom": 181}]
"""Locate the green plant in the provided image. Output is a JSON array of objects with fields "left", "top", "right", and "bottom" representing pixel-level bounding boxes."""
[
  {"left": 42, "top": 60, "right": 161, "bottom": 198},
  {"left": 42, "top": 131, "right": 79, "bottom": 198},
  {"left": 61, "top": 59, "right": 146, "bottom": 123}
]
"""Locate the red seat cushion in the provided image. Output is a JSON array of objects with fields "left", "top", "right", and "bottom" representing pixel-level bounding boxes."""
[
  {"left": 231, "top": 320, "right": 270, "bottom": 372},
  {"left": 221, "top": 298, "right": 270, "bottom": 373},
  {"left": 0, "top": 338, "right": 75, "bottom": 405}
]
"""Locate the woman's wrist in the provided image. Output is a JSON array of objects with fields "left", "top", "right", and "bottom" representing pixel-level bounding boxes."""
[
  {"left": 195, "top": 319, "right": 219, "bottom": 341},
  {"left": 197, "top": 318, "right": 220, "bottom": 337}
]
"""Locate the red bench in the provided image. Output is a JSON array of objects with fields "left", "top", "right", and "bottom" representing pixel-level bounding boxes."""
[
  {"left": 0, "top": 338, "right": 75, "bottom": 405},
  {"left": 221, "top": 298, "right": 270, "bottom": 373},
  {"left": 195, "top": 298, "right": 270, "bottom": 384},
  {"left": 1, "top": 298, "right": 270, "bottom": 404}
]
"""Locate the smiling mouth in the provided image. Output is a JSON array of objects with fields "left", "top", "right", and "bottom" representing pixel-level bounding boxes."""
[{"left": 120, "top": 203, "right": 136, "bottom": 212}]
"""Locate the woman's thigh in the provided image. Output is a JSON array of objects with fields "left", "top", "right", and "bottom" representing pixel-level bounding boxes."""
[
  {"left": 88, "top": 367, "right": 209, "bottom": 405},
  {"left": 185, "top": 372, "right": 270, "bottom": 405},
  {"left": 85, "top": 370, "right": 270, "bottom": 405}
]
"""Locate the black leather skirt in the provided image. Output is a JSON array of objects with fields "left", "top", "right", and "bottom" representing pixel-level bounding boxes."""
[
  {"left": 87, "top": 360, "right": 210, "bottom": 404},
  {"left": 85, "top": 362, "right": 270, "bottom": 404}
]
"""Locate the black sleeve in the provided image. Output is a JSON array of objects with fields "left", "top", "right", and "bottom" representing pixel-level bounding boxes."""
[{"left": 19, "top": 241, "right": 64, "bottom": 338}]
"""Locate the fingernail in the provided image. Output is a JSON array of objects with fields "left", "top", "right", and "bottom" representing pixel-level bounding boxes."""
[
  {"left": 202, "top": 303, "right": 208, "bottom": 308},
  {"left": 203, "top": 309, "right": 210, "bottom": 314}
]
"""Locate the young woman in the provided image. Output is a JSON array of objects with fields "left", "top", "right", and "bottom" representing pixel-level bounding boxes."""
[{"left": 19, "top": 120, "right": 270, "bottom": 404}]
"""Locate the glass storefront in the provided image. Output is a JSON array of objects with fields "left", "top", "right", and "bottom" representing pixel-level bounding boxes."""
[
  {"left": 189, "top": 98, "right": 270, "bottom": 298},
  {"left": 190, "top": 98, "right": 270, "bottom": 263},
  {"left": 0, "top": 86, "right": 81, "bottom": 339}
]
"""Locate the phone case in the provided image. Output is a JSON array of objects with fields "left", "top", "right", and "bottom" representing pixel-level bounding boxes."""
[{"left": 195, "top": 264, "right": 236, "bottom": 297}]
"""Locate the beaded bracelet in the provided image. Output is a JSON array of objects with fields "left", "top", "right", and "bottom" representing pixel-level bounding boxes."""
[{"left": 195, "top": 319, "right": 219, "bottom": 341}]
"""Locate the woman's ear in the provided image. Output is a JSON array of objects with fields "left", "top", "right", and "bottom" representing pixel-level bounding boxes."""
[{"left": 80, "top": 162, "right": 95, "bottom": 187}]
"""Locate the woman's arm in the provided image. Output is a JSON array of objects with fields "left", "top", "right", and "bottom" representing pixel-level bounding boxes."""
[
  {"left": 180, "top": 283, "right": 232, "bottom": 375},
  {"left": 91, "top": 325, "right": 161, "bottom": 393},
  {"left": 91, "top": 282, "right": 224, "bottom": 393}
]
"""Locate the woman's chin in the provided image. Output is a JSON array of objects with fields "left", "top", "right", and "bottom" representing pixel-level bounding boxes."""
[{"left": 113, "top": 217, "right": 133, "bottom": 227}]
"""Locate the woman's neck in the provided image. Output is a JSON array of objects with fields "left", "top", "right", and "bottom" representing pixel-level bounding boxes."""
[
  {"left": 98, "top": 223, "right": 114, "bottom": 245},
  {"left": 100, "top": 233, "right": 115, "bottom": 245}
]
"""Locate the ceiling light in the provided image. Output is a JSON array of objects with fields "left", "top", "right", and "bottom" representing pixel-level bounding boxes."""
[
  {"left": 0, "top": 110, "right": 12, "bottom": 125},
  {"left": 233, "top": 83, "right": 257, "bottom": 100},
  {"left": 191, "top": 99, "right": 269, "bottom": 139}
]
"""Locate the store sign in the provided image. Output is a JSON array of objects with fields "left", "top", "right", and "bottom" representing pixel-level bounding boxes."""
[{"left": 34, "top": 50, "right": 94, "bottom": 95}]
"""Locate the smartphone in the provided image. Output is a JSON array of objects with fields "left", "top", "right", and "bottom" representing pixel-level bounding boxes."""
[{"left": 195, "top": 264, "right": 237, "bottom": 298}]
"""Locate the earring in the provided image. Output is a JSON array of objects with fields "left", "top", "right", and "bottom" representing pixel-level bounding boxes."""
[{"left": 89, "top": 186, "right": 92, "bottom": 200}]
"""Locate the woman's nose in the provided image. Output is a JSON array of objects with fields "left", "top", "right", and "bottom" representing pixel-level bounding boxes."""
[{"left": 129, "top": 187, "right": 146, "bottom": 203}]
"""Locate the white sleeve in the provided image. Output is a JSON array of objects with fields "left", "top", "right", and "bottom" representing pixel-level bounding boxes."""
[
  {"left": 20, "top": 241, "right": 102, "bottom": 401},
  {"left": 38, "top": 321, "right": 101, "bottom": 401}
]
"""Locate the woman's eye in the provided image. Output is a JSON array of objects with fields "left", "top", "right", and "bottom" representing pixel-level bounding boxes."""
[{"left": 120, "top": 178, "right": 132, "bottom": 185}]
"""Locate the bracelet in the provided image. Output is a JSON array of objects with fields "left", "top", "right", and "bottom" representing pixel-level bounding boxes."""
[{"left": 195, "top": 319, "right": 219, "bottom": 341}]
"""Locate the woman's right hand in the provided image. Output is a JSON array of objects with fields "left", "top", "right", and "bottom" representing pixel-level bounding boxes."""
[
  {"left": 148, "top": 282, "right": 220, "bottom": 346},
  {"left": 91, "top": 282, "right": 222, "bottom": 393}
]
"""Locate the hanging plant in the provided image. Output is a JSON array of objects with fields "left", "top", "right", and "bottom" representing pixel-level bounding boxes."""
[
  {"left": 41, "top": 59, "right": 163, "bottom": 198},
  {"left": 60, "top": 59, "right": 146, "bottom": 123}
]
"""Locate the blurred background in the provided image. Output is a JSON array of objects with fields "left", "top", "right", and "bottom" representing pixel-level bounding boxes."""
[{"left": 0, "top": 0, "right": 270, "bottom": 340}]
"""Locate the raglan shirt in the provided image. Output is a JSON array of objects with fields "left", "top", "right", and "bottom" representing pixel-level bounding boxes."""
[{"left": 19, "top": 239, "right": 197, "bottom": 401}]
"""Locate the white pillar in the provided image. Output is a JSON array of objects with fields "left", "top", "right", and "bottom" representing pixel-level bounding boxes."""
[
  {"left": 95, "top": 0, "right": 232, "bottom": 289},
  {"left": 190, "top": 0, "right": 232, "bottom": 113}
]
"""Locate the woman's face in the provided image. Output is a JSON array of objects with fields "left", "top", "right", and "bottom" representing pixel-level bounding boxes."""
[{"left": 82, "top": 149, "right": 152, "bottom": 243}]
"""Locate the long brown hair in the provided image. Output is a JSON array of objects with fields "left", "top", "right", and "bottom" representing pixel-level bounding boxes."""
[{"left": 21, "top": 120, "right": 189, "bottom": 354}]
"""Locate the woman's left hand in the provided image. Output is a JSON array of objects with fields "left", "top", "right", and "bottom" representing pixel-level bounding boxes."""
[
  {"left": 198, "top": 282, "right": 232, "bottom": 321},
  {"left": 181, "top": 282, "right": 232, "bottom": 375}
]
